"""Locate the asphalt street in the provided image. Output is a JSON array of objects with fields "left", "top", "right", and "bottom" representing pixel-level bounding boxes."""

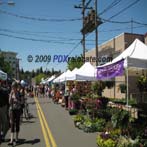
[{"left": 1, "top": 96, "right": 97, "bottom": 147}]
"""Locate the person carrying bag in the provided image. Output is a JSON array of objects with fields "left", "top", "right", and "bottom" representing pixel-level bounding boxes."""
[{"left": 8, "top": 81, "right": 22, "bottom": 146}]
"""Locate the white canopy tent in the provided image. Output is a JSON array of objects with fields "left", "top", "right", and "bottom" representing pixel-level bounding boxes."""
[
  {"left": 40, "top": 75, "right": 56, "bottom": 84},
  {"left": 40, "top": 77, "right": 46, "bottom": 84},
  {"left": 62, "top": 68, "right": 79, "bottom": 81},
  {"left": 99, "top": 39, "right": 147, "bottom": 69},
  {"left": 97, "top": 39, "right": 147, "bottom": 105},
  {"left": 0, "top": 69, "right": 7, "bottom": 81},
  {"left": 53, "top": 62, "right": 96, "bottom": 83},
  {"left": 53, "top": 70, "right": 72, "bottom": 83},
  {"left": 59, "top": 70, "right": 72, "bottom": 82},
  {"left": 67, "top": 62, "right": 97, "bottom": 81},
  {"left": 47, "top": 75, "right": 55, "bottom": 83}
]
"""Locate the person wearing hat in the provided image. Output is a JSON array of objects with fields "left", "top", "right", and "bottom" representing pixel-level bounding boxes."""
[{"left": 8, "top": 81, "right": 22, "bottom": 145}]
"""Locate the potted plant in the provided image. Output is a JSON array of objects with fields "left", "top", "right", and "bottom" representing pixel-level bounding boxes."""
[
  {"left": 70, "top": 92, "right": 81, "bottom": 110},
  {"left": 96, "top": 132, "right": 117, "bottom": 147},
  {"left": 105, "top": 81, "right": 115, "bottom": 89},
  {"left": 136, "top": 75, "right": 147, "bottom": 103},
  {"left": 91, "top": 81, "right": 106, "bottom": 97},
  {"left": 73, "top": 114, "right": 85, "bottom": 129},
  {"left": 69, "top": 109, "right": 78, "bottom": 115},
  {"left": 119, "top": 84, "right": 126, "bottom": 93}
]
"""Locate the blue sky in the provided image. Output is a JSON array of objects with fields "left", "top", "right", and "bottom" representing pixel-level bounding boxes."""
[{"left": 0, "top": 0, "right": 147, "bottom": 72}]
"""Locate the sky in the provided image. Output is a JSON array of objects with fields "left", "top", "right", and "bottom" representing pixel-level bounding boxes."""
[{"left": 0, "top": 0, "right": 147, "bottom": 72}]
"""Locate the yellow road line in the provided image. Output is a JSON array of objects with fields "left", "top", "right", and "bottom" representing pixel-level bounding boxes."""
[
  {"left": 35, "top": 98, "right": 50, "bottom": 147},
  {"left": 36, "top": 98, "right": 57, "bottom": 147},
  {"left": 35, "top": 96, "right": 57, "bottom": 147}
]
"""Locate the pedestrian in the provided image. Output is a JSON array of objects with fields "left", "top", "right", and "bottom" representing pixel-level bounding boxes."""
[
  {"left": 34, "top": 85, "right": 38, "bottom": 97},
  {"left": 18, "top": 82, "right": 26, "bottom": 122},
  {"left": 0, "top": 80, "right": 9, "bottom": 143},
  {"left": 8, "top": 81, "right": 22, "bottom": 145},
  {"left": 64, "top": 88, "right": 69, "bottom": 110}
]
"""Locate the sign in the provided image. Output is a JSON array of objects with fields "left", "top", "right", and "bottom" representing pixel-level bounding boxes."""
[{"left": 97, "top": 59, "right": 124, "bottom": 80}]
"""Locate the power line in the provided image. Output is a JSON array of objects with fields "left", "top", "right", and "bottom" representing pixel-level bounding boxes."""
[
  {"left": 1, "top": 27, "right": 126, "bottom": 44},
  {"left": 0, "top": 9, "right": 81, "bottom": 22},
  {"left": 107, "top": 0, "right": 141, "bottom": 21},
  {"left": 99, "top": 0, "right": 123, "bottom": 16},
  {"left": 85, "top": 0, "right": 143, "bottom": 34},
  {"left": 0, "top": 28, "right": 102, "bottom": 43},
  {"left": 133, "top": 20, "right": 147, "bottom": 26},
  {"left": 85, "top": 0, "right": 93, "bottom": 9},
  {"left": 101, "top": 18, "right": 131, "bottom": 24},
  {"left": 60, "top": 0, "right": 144, "bottom": 69},
  {"left": 67, "top": 41, "right": 81, "bottom": 56},
  {"left": 100, "top": 18, "right": 147, "bottom": 26},
  {"left": 0, "top": 28, "right": 82, "bottom": 41},
  {"left": 0, "top": 33, "right": 76, "bottom": 44},
  {"left": 0, "top": 28, "right": 80, "bottom": 35},
  {"left": 53, "top": 41, "right": 81, "bottom": 68},
  {"left": 99, "top": 25, "right": 147, "bottom": 32}
]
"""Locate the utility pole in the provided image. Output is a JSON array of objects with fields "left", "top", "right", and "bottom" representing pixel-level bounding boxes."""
[
  {"left": 82, "top": 0, "right": 86, "bottom": 60},
  {"left": 75, "top": 0, "right": 92, "bottom": 61},
  {"left": 95, "top": 0, "right": 98, "bottom": 66},
  {"left": 16, "top": 58, "right": 21, "bottom": 80},
  {"left": 75, "top": 0, "right": 102, "bottom": 65}
]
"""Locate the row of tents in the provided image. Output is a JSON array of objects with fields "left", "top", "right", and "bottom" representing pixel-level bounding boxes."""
[
  {"left": 44, "top": 38, "right": 147, "bottom": 84},
  {"left": 41, "top": 62, "right": 97, "bottom": 85},
  {"left": 43, "top": 38, "right": 147, "bottom": 105},
  {"left": 2, "top": 38, "right": 147, "bottom": 91}
]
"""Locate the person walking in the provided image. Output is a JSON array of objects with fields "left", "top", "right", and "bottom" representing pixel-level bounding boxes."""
[
  {"left": 18, "top": 82, "right": 25, "bottom": 122},
  {"left": 64, "top": 88, "right": 70, "bottom": 110},
  {"left": 8, "top": 81, "right": 22, "bottom": 146}
]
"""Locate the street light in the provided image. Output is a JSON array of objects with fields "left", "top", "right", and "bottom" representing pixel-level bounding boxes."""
[
  {"left": 0, "top": 0, "right": 15, "bottom": 6},
  {"left": 8, "top": 0, "right": 15, "bottom": 6}
]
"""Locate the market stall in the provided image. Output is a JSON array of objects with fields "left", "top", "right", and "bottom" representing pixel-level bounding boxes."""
[{"left": 97, "top": 39, "right": 147, "bottom": 105}]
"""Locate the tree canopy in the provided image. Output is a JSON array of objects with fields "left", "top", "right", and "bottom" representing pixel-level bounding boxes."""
[
  {"left": 67, "top": 55, "right": 84, "bottom": 71},
  {"left": 0, "top": 53, "right": 12, "bottom": 75}
]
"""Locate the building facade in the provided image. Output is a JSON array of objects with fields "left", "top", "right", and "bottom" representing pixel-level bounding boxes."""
[
  {"left": 85, "top": 32, "right": 147, "bottom": 101},
  {"left": 0, "top": 51, "right": 19, "bottom": 79}
]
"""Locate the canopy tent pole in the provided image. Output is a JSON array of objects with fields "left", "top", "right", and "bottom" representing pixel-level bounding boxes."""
[{"left": 126, "top": 57, "right": 129, "bottom": 106}]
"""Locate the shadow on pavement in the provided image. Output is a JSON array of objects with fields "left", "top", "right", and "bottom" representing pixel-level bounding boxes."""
[
  {"left": 21, "top": 120, "right": 35, "bottom": 124},
  {"left": 38, "top": 101, "right": 52, "bottom": 105},
  {"left": 15, "top": 138, "right": 40, "bottom": 146}
]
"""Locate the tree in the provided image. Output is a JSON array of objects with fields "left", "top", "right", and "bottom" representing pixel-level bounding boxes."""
[
  {"left": 0, "top": 53, "right": 12, "bottom": 75},
  {"left": 31, "top": 69, "right": 36, "bottom": 78},
  {"left": 67, "top": 55, "right": 84, "bottom": 70},
  {"left": 39, "top": 67, "right": 43, "bottom": 74},
  {"left": 20, "top": 68, "right": 24, "bottom": 74},
  {"left": 35, "top": 73, "right": 46, "bottom": 85},
  {"left": 51, "top": 68, "right": 55, "bottom": 75}
]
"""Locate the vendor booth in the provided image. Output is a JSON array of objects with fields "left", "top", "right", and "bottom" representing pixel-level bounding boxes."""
[{"left": 97, "top": 39, "right": 147, "bottom": 105}]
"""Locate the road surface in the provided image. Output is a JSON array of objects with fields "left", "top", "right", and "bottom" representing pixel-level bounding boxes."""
[{"left": 1, "top": 96, "right": 98, "bottom": 147}]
